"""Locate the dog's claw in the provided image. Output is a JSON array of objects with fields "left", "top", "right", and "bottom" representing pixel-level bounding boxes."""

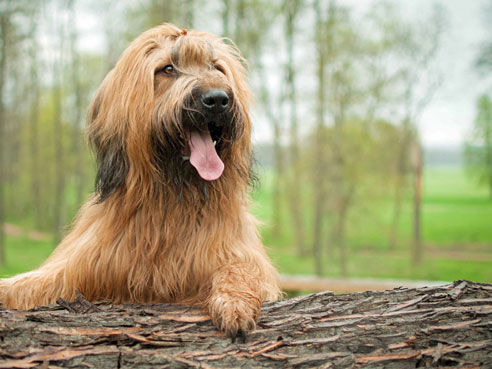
[{"left": 230, "top": 329, "right": 247, "bottom": 344}]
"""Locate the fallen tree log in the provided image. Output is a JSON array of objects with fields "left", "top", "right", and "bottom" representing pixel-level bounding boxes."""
[{"left": 0, "top": 280, "right": 491, "bottom": 368}]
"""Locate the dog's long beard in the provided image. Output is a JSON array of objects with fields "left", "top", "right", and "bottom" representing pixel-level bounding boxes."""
[{"left": 151, "top": 103, "right": 242, "bottom": 198}]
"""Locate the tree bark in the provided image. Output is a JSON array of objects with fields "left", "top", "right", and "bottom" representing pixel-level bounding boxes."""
[{"left": 0, "top": 280, "right": 490, "bottom": 368}]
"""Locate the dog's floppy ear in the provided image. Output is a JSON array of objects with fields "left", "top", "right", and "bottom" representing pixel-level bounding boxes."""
[
  {"left": 86, "top": 34, "right": 157, "bottom": 202},
  {"left": 87, "top": 81, "right": 129, "bottom": 202}
]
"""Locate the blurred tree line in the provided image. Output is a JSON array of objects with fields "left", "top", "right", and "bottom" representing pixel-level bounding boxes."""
[
  {"left": 466, "top": 1, "right": 492, "bottom": 200},
  {"left": 2, "top": 0, "right": 487, "bottom": 277}
]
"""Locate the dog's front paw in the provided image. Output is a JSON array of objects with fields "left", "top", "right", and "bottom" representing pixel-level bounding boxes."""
[{"left": 208, "top": 292, "right": 261, "bottom": 343}]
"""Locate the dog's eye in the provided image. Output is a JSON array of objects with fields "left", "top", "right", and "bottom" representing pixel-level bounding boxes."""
[
  {"left": 158, "top": 64, "right": 175, "bottom": 75},
  {"left": 214, "top": 64, "right": 226, "bottom": 75}
]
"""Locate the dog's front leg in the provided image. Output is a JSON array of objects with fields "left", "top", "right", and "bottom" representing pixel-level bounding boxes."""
[{"left": 207, "top": 264, "right": 264, "bottom": 342}]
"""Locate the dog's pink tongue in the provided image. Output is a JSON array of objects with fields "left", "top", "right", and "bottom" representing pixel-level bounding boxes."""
[{"left": 189, "top": 131, "right": 224, "bottom": 181}]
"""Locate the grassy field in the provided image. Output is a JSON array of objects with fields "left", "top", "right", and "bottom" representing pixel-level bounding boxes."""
[
  {"left": 251, "top": 166, "right": 492, "bottom": 283},
  {"left": 1, "top": 166, "right": 491, "bottom": 283}
]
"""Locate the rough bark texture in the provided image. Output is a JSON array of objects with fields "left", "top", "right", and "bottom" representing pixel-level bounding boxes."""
[{"left": 0, "top": 280, "right": 491, "bottom": 368}]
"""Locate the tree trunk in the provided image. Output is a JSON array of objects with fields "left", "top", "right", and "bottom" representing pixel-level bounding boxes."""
[
  {"left": 311, "top": 0, "right": 327, "bottom": 276},
  {"left": 52, "top": 19, "right": 65, "bottom": 245},
  {"left": 335, "top": 201, "right": 349, "bottom": 277},
  {"left": 0, "top": 12, "right": 9, "bottom": 266},
  {"left": 285, "top": 0, "right": 306, "bottom": 258},
  {"left": 28, "top": 19, "right": 43, "bottom": 230},
  {"left": 412, "top": 139, "right": 423, "bottom": 266},
  {"left": 255, "top": 55, "right": 284, "bottom": 238},
  {"left": 272, "top": 120, "right": 284, "bottom": 238},
  {"left": 330, "top": 119, "right": 348, "bottom": 277},
  {"left": 68, "top": 0, "right": 85, "bottom": 210},
  {"left": 312, "top": 196, "right": 323, "bottom": 276},
  {"left": 389, "top": 125, "right": 411, "bottom": 250},
  {"left": 0, "top": 281, "right": 490, "bottom": 368},
  {"left": 389, "top": 170, "right": 405, "bottom": 251}
]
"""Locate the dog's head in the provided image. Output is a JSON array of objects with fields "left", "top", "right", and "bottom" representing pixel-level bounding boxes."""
[{"left": 87, "top": 24, "right": 253, "bottom": 202}]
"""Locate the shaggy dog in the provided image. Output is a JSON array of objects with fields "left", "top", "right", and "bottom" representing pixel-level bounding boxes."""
[{"left": 0, "top": 24, "right": 281, "bottom": 339}]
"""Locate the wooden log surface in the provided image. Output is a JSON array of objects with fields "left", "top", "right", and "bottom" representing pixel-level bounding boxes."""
[{"left": 0, "top": 280, "right": 491, "bottom": 368}]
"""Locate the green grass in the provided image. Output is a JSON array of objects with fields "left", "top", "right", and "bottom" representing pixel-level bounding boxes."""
[
  {"left": 269, "top": 249, "right": 492, "bottom": 282},
  {"left": 0, "top": 236, "right": 53, "bottom": 278},
  {"left": 1, "top": 166, "right": 491, "bottom": 283},
  {"left": 252, "top": 166, "right": 492, "bottom": 283},
  {"left": 422, "top": 167, "right": 492, "bottom": 245}
]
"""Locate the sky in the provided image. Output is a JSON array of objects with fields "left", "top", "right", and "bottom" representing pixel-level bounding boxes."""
[
  {"left": 411, "top": 0, "right": 490, "bottom": 148},
  {"left": 250, "top": 0, "right": 491, "bottom": 148},
  {"left": 73, "top": 0, "right": 491, "bottom": 149},
  {"left": 331, "top": 0, "right": 491, "bottom": 148}
]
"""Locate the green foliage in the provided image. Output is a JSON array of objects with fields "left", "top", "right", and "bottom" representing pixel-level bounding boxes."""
[
  {"left": 5, "top": 88, "right": 96, "bottom": 231},
  {"left": 311, "top": 119, "right": 401, "bottom": 191}
]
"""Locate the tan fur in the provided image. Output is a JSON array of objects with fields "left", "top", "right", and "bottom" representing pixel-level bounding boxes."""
[{"left": 0, "top": 23, "right": 281, "bottom": 337}]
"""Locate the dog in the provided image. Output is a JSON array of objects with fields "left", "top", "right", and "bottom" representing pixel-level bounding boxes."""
[{"left": 0, "top": 23, "right": 281, "bottom": 340}]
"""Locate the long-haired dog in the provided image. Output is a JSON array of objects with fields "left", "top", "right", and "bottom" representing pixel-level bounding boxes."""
[{"left": 0, "top": 23, "right": 281, "bottom": 339}]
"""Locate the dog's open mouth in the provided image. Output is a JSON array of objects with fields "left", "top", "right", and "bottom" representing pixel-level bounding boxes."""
[{"left": 184, "top": 122, "right": 225, "bottom": 181}]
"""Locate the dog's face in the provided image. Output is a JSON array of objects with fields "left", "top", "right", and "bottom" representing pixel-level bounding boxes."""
[{"left": 87, "top": 24, "right": 252, "bottom": 201}]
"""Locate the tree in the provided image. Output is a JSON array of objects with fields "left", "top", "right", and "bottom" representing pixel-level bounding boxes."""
[
  {"left": 51, "top": 1, "right": 66, "bottom": 244},
  {"left": 475, "top": 0, "right": 492, "bottom": 78},
  {"left": 242, "top": 1, "right": 284, "bottom": 237},
  {"left": 0, "top": 7, "right": 9, "bottom": 266},
  {"left": 385, "top": 5, "right": 445, "bottom": 263},
  {"left": 319, "top": 4, "right": 364, "bottom": 277},
  {"left": 465, "top": 95, "right": 492, "bottom": 199},
  {"left": 284, "top": 0, "right": 306, "bottom": 258},
  {"left": 311, "top": 0, "right": 328, "bottom": 276},
  {"left": 27, "top": 12, "right": 43, "bottom": 230},
  {"left": 307, "top": 2, "right": 410, "bottom": 277},
  {"left": 0, "top": 281, "right": 490, "bottom": 368},
  {"left": 67, "top": 0, "right": 85, "bottom": 210}
]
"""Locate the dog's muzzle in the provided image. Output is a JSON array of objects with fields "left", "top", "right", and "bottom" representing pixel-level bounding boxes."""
[{"left": 183, "top": 88, "right": 233, "bottom": 181}]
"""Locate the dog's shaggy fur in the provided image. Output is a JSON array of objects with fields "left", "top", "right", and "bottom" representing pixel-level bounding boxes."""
[{"left": 0, "top": 24, "right": 281, "bottom": 338}]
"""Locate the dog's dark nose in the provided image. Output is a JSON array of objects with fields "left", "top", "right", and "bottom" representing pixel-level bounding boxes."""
[{"left": 201, "top": 89, "right": 230, "bottom": 113}]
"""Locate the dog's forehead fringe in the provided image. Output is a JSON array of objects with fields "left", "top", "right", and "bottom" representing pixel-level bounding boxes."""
[
  {"left": 168, "top": 34, "right": 217, "bottom": 67},
  {"left": 133, "top": 27, "right": 234, "bottom": 69}
]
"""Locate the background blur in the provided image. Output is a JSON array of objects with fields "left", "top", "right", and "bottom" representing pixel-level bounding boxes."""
[{"left": 0, "top": 0, "right": 491, "bottom": 293}]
